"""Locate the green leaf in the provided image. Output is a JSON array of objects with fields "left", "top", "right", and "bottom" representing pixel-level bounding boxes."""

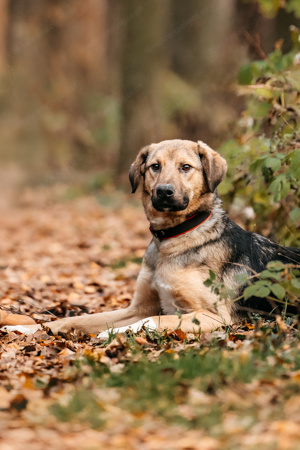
[
  {"left": 257, "top": 154, "right": 269, "bottom": 161},
  {"left": 244, "top": 284, "right": 270, "bottom": 299},
  {"left": 255, "top": 101, "right": 272, "bottom": 118},
  {"left": 290, "top": 25, "right": 300, "bottom": 46},
  {"left": 255, "top": 87, "right": 274, "bottom": 99},
  {"left": 257, "top": 0, "right": 281, "bottom": 18},
  {"left": 290, "top": 149, "right": 300, "bottom": 181},
  {"left": 286, "top": 0, "right": 300, "bottom": 18},
  {"left": 204, "top": 270, "right": 216, "bottom": 287},
  {"left": 267, "top": 261, "right": 285, "bottom": 271},
  {"left": 280, "top": 177, "right": 291, "bottom": 199},
  {"left": 269, "top": 175, "right": 291, "bottom": 201},
  {"left": 269, "top": 176, "right": 281, "bottom": 196},
  {"left": 260, "top": 270, "right": 281, "bottom": 281},
  {"left": 250, "top": 155, "right": 268, "bottom": 172},
  {"left": 244, "top": 285, "right": 258, "bottom": 299},
  {"left": 270, "top": 284, "right": 286, "bottom": 300},
  {"left": 255, "top": 279, "right": 272, "bottom": 287},
  {"left": 260, "top": 270, "right": 272, "bottom": 279},
  {"left": 290, "top": 207, "right": 300, "bottom": 222},
  {"left": 209, "top": 270, "right": 216, "bottom": 281},
  {"left": 264, "top": 157, "right": 281, "bottom": 172},
  {"left": 234, "top": 273, "right": 249, "bottom": 284},
  {"left": 238, "top": 64, "right": 253, "bottom": 85},
  {"left": 291, "top": 278, "right": 300, "bottom": 289},
  {"left": 255, "top": 286, "right": 271, "bottom": 298},
  {"left": 251, "top": 60, "right": 269, "bottom": 77},
  {"left": 192, "top": 317, "right": 200, "bottom": 326}
]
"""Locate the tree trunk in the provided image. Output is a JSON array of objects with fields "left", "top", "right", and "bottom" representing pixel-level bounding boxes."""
[
  {"left": 106, "top": 0, "right": 123, "bottom": 94},
  {"left": 5, "top": 0, "right": 108, "bottom": 171},
  {"left": 171, "top": 0, "right": 233, "bottom": 84},
  {"left": 0, "top": 0, "right": 8, "bottom": 75},
  {"left": 117, "top": 0, "right": 167, "bottom": 178},
  {"left": 169, "top": 0, "right": 237, "bottom": 145}
]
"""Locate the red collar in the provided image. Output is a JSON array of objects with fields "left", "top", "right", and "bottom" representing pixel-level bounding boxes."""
[{"left": 150, "top": 210, "right": 212, "bottom": 241}]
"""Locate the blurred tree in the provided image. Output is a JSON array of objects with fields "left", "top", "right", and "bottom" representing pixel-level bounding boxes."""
[
  {"left": 74, "top": 0, "right": 107, "bottom": 90},
  {"left": 38, "top": 0, "right": 78, "bottom": 170},
  {"left": 6, "top": 0, "right": 44, "bottom": 87},
  {"left": 171, "top": 0, "right": 235, "bottom": 84},
  {"left": 106, "top": 0, "right": 123, "bottom": 94},
  {"left": 171, "top": 0, "right": 213, "bottom": 84},
  {"left": 4, "top": 0, "right": 108, "bottom": 171},
  {"left": 169, "top": 0, "right": 239, "bottom": 144},
  {"left": 117, "top": 0, "right": 167, "bottom": 178},
  {"left": 0, "top": 0, "right": 8, "bottom": 75}
]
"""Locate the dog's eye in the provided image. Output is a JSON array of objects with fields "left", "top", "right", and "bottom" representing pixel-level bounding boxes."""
[
  {"left": 151, "top": 164, "right": 160, "bottom": 172},
  {"left": 182, "top": 164, "right": 191, "bottom": 172}
]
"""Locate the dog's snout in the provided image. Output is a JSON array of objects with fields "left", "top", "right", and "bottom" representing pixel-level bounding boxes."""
[
  {"left": 156, "top": 184, "right": 175, "bottom": 199},
  {"left": 152, "top": 183, "right": 188, "bottom": 212}
]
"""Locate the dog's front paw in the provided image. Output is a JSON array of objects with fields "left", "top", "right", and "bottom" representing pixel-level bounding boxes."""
[
  {"left": 1, "top": 324, "right": 42, "bottom": 335},
  {"left": 97, "top": 318, "right": 157, "bottom": 340},
  {"left": 97, "top": 330, "right": 111, "bottom": 340},
  {"left": 97, "top": 325, "right": 131, "bottom": 340}
]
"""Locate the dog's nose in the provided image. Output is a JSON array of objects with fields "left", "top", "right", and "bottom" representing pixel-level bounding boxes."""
[{"left": 156, "top": 184, "right": 175, "bottom": 199}]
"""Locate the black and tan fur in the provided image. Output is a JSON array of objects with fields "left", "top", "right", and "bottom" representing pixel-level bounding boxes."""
[{"left": 2, "top": 139, "right": 300, "bottom": 335}]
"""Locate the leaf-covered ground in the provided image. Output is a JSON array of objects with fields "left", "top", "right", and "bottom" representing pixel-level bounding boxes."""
[{"left": 0, "top": 186, "right": 300, "bottom": 450}]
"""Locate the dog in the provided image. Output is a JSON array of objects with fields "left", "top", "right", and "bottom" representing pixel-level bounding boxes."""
[{"left": 1, "top": 139, "right": 299, "bottom": 337}]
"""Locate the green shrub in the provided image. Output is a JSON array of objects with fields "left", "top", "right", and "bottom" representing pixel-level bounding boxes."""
[{"left": 219, "top": 26, "right": 300, "bottom": 246}]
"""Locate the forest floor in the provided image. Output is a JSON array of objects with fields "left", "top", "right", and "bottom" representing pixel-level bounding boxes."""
[{"left": 0, "top": 184, "right": 300, "bottom": 450}]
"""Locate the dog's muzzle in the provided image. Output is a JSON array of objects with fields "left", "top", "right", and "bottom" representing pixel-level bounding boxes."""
[{"left": 152, "top": 184, "right": 189, "bottom": 212}]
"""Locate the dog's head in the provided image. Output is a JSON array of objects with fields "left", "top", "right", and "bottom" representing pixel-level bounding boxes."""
[{"left": 129, "top": 139, "right": 227, "bottom": 225}]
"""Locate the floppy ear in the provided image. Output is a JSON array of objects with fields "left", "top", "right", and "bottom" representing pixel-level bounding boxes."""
[
  {"left": 197, "top": 140, "right": 227, "bottom": 192},
  {"left": 129, "top": 145, "right": 150, "bottom": 193}
]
